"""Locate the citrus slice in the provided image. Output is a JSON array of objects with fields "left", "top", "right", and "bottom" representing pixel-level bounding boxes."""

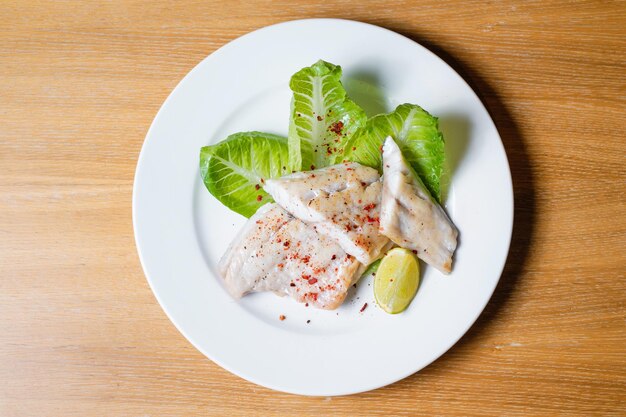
[{"left": 374, "top": 248, "right": 420, "bottom": 314}]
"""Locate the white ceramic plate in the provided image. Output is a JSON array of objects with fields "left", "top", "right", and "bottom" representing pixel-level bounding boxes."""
[{"left": 133, "top": 18, "right": 513, "bottom": 396}]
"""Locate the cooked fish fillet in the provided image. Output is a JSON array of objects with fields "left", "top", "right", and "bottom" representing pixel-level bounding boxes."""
[
  {"left": 379, "top": 136, "right": 458, "bottom": 273},
  {"left": 264, "top": 163, "right": 390, "bottom": 265},
  {"left": 218, "top": 203, "right": 362, "bottom": 309}
]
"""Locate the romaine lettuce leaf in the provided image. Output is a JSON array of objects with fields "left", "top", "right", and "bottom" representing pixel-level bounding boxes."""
[
  {"left": 362, "top": 259, "right": 381, "bottom": 278},
  {"left": 343, "top": 104, "right": 445, "bottom": 201},
  {"left": 200, "top": 132, "right": 290, "bottom": 218},
  {"left": 288, "top": 60, "right": 366, "bottom": 171}
]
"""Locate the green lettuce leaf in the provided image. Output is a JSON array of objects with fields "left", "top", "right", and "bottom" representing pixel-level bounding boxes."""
[
  {"left": 200, "top": 132, "right": 290, "bottom": 218},
  {"left": 361, "top": 259, "right": 381, "bottom": 278},
  {"left": 343, "top": 103, "right": 445, "bottom": 201},
  {"left": 288, "top": 60, "right": 366, "bottom": 171}
]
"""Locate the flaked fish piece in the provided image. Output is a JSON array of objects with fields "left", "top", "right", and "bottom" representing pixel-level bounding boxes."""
[
  {"left": 218, "top": 203, "right": 362, "bottom": 309},
  {"left": 379, "top": 137, "right": 458, "bottom": 274},
  {"left": 264, "top": 163, "right": 390, "bottom": 265}
]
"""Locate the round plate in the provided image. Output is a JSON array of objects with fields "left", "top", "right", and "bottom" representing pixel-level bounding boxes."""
[{"left": 133, "top": 18, "right": 513, "bottom": 396}]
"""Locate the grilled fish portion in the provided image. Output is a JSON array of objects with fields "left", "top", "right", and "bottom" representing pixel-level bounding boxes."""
[
  {"left": 264, "top": 163, "right": 390, "bottom": 265},
  {"left": 379, "top": 136, "right": 458, "bottom": 273},
  {"left": 218, "top": 203, "right": 362, "bottom": 309}
]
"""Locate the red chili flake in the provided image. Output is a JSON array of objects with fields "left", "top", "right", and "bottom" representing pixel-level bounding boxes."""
[
  {"left": 363, "top": 203, "right": 376, "bottom": 211},
  {"left": 289, "top": 282, "right": 295, "bottom": 287},
  {"left": 283, "top": 241, "right": 290, "bottom": 248},
  {"left": 360, "top": 303, "right": 368, "bottom": 313},
  {"left": 329, "top": 121, "right": 344, "bottom": 135},
  {"left": 346, "top": 166, "right": 353, "bottom": 171},
  {"left": 412, "top": 250, "right": 418, "bottom": 254},
  {"left": 379, "top": 144, "right": 384, "bottom": 152},
  {"left": 256, "top": 195, "right": 263, "bottom": 201},
  {"left": 365, "top": 215, "right": 379, "bottom": 223},
  {"left": 316, "top": 115, "right": 323, "bottom": 121},
  {"left": 255, "top": 184, "right": 260, "bottom": 190},
  {"left": 305, "top": 303, "right": 309, "bottom": 307},
  {"left": 279, "top": 315, "right": 286, "bottom": 321},
  {"left": 352, "top": 147, "right": 356, "bottom": 151},
  {"left": 277, "top": 263, "right": 284, "bottom": 269},
  {"left": 308, "top": 278, "right": 318, "bottom": 285},
  {"left": 256, "top": 220, "right": 263, "bottom": 224},
  {"left": 311, "top": 174, "right": 316, "bottom": 178},
  {"left": 310, "top": 165, "right": 315, "bottom": 170},
  {"left": 301, "top": 255, "right": 311, "bottom": 264},
  {"left": 260, "top": 178, "right": 265, "bottom": 184},
  {"left": 331, "top": 254, "right": 337, "bottom": 260},
  {"left": 313, "top": 267, "right": 326, "bottom": 275},
  {"left": 345, "top": 224, "right": 352, "bottom": 232},
  {"left": 302, "top": 274, "right": 311, "bottom": 280},
  {"left": 358, "top": 199, "right": 362, "bottom": 204}
]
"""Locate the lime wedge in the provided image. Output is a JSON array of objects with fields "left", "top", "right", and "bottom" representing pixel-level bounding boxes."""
[{"left": 374, "top": 248, "right": 420, "bottom": 314}]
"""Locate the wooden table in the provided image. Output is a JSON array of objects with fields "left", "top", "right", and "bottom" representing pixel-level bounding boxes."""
[{"left": 2, "top": 1, "right": 625, "bottom": 415}]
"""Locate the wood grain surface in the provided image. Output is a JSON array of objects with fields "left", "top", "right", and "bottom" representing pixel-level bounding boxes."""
[{"left": 1, "top": 1, "right": 625, "bottom": 415}]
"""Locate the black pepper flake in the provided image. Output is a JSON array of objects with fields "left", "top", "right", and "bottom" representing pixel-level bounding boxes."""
[{"left": 306, "top": 320, "right": 311, "bottom": 324}]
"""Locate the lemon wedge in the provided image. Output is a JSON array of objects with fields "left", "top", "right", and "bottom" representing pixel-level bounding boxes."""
[{"left": 374, "top": 248, "right": 420, "bottom": 314}]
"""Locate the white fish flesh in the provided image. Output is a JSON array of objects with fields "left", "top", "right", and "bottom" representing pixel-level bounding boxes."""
[
  {"left": 218, "top": 203, "right": 362, "bottom": 309},
  {"left": 264, "top": 163, "right": 390, "bottom": 265},
  {"left": 379, "top": 136, "right": 458, "bottom": 273}
]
